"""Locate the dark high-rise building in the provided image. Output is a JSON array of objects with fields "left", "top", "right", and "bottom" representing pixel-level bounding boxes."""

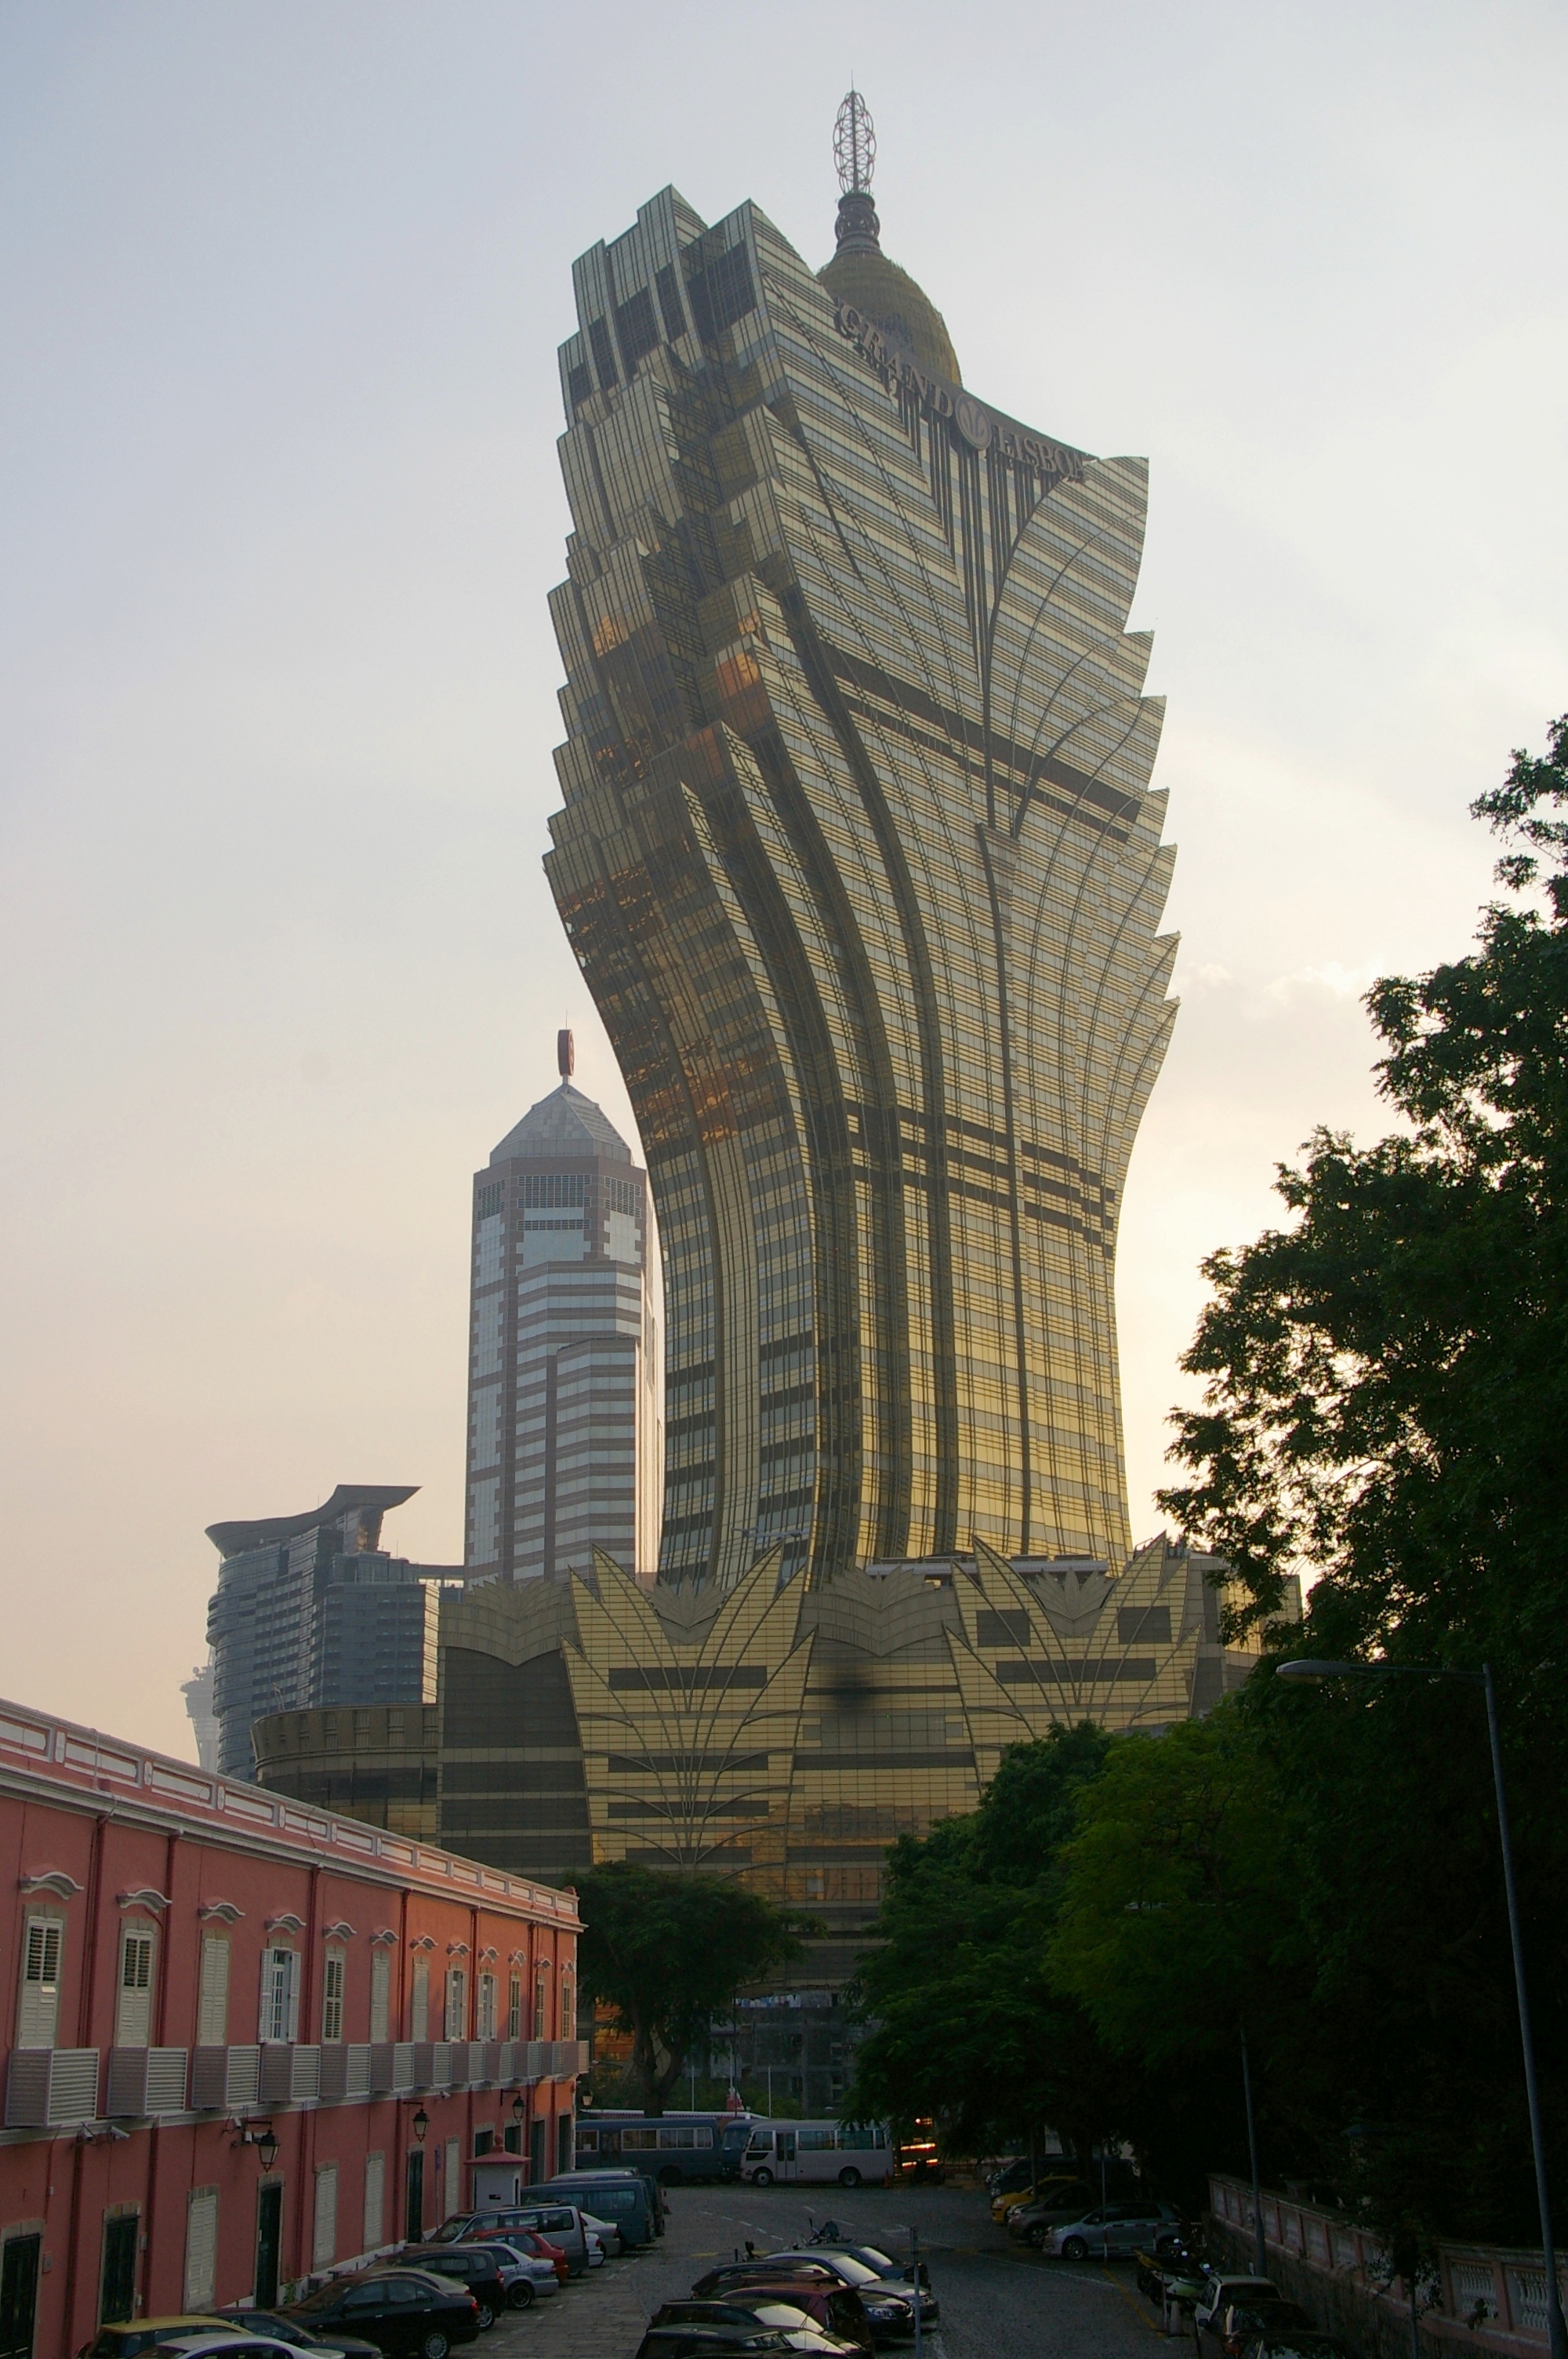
[
  {"left": 544, "top": 96, "right": 1176, "bottom": 1590},
  {"left": 205, "top": 1484, "right": 458, "bottom": 1779},
  {"left": 463, "top": 1032, "right": 660, "bottom": 1583}
]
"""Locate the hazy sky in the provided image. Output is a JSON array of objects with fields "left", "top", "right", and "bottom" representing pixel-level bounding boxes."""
[{"left": 3, "top": 0, "right": 1563, "bottom": 1760}]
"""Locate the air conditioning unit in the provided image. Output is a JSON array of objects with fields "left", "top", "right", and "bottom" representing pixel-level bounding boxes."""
[
  {"left": 106, "top": 2048, "right": 189, "bottom": 2118},
  {"left": 5, "top": 2048, "right": 100, "bottom": 2128},
  {"left": 191, "top": 2045, "right": 260, "bottom": 2110}
]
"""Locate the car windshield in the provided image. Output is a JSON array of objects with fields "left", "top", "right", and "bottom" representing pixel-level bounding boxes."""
[
  {"left": 844, "top": 2248, "right": 897, "bottom": 2273},
  {"left": 289, "top": 2287, "right": 353, "bottom": 2317}
]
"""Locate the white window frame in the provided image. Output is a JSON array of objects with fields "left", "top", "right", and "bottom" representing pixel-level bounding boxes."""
[
  {"left": 475, "top": 1972, "right": 497, "bottom": 2041},
  {"left": 560, "top": 1970, "right": 575, "bottom": 2041},
  {"left": 445, "top": 1966, "right": 467, "bottom": 2041},
  {"left": 16, "top": 1911, "right": 64, "bottom": 2049},
  {"left": 260, "top": 1944, "right": 299, "bottom": 2044},
  {"left": 410, "top": 1954, "right": 429, "bottom": 2041},
  {"left": 532, "top": 1965, "right": 549, "bottom": 2039}
]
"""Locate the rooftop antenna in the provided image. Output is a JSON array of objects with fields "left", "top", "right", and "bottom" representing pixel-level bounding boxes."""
[
  {"left": 557, "top": 1027, "right": 575, "bottom": 1081},
  {"left": 833, "top": 86, "right": 877, "bottom": 194},
  {"left": 832, "top": 88, "right": 882, "bottom": 257}
]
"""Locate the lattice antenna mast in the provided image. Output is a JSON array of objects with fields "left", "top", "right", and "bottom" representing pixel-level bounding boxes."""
[{"left": 833, "top": 88, "right": 877, "bottom": 196}]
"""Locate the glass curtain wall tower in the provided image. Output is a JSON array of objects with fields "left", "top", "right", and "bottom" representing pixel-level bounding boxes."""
[{"left": 544, "top": 104, "right": 1177, "bottom": 1589}]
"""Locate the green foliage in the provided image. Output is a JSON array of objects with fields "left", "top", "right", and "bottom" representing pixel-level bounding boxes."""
[
  {"left": 1141, "top": 714, "right": 1568, "bottom": 2247},
  {"left": 574, "top": 1861, "right": 808, "bottom": 2115},
  {"left": 844, "top": 1725, "right": 1142, "bottom": 2172}
]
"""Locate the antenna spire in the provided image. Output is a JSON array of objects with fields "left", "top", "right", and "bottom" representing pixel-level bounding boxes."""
[
  {"left": 557, "top": 1028, "right": 575, "bottom": 1081},
  {"left": 833, "top": 87, "right": 877, "bottom": 195},
  {"left": 832, "top": 89, "right": 882, "bottom": 258}
]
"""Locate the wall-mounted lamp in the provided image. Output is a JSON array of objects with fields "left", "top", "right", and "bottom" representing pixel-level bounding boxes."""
[
  {"left": 234, "top": 2119, "right": 278, "bottom": 2169},
  {"left": 510, "top": 2095, "right": 526, "bottom": 2125},
  {"left": 412, "top": 2105, "right": 430, "bottom": 2144}
]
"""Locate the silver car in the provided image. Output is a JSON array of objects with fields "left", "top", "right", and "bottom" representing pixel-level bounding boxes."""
[
  {"left": 470, "top": 2242, "right": 560, "bottom": 2310},
  {"left": 1040, "top": 2200, "right": 1181, "bottom": 2259}
]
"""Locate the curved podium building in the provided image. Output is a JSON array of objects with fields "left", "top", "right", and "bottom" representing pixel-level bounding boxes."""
[{"left": 544, "top": 144, "right": 1176, "bottom": 1590}]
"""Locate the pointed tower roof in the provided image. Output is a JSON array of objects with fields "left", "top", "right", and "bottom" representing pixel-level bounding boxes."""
[
  {"left": 818, "top": 89, "right": 961, "bottom": 385},
  {"left": 490, "top": 1081, "right": 633, "bottom": 1165}
]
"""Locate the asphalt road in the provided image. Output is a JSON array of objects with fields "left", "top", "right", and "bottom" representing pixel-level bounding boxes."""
[{"left": 474, "top": 2179, "right": 1165, "bottom": 2358}]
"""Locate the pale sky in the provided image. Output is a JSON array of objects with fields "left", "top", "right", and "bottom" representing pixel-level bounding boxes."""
[{"left": 2, "top": 0, "right": 1563, "bottom": 1759}]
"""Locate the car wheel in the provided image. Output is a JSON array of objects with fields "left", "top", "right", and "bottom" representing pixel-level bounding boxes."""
[
  {"left": 752, "top": 2166, "right": 774, "bottom": 2187},
  {"left": 507, "top": 2284, "right": 534, "bottom": 2310},
  {"left": 474, "top": 2302, "right": 497, "bottom": 2329},
  {"left": 838, "top": 2167, "right": 862, "bottom": 2189},
  {"left": 1026, "top": 2224, "right": 1048, "bottom": 2250},
  {"left": 1062, "top": 2236, "right": 1089, "bottom": 2262},
  {"left": 419, "top": 2335, "right": 451, "bottom": 2359}
]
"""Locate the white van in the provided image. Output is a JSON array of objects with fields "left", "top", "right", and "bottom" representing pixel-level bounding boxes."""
[{"left": 742, "top": 2119, "right": 893, "bottom": 2188}]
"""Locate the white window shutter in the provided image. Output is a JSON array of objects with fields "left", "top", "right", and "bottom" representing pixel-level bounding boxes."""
[
  {"left": 369, "top": 1949, "right": 390, "bottom": 2043},
  {"left": 184, "top": 2186, "right": 219, "bottom": 2310},
  {"left": 197, "top": 1937, "right": 230, "bottom": 2046},
  {"left": 444, "top": 2137, "right": 461, "bottom": 2215},
  {"left": 362, "top": 2151, "right": 385, "bottom": 2252},
  {"left": 115, "top": 1927, "right": 155, "bottom": 2048},
  {"left": 17, "top": 1916, "right": 64, "bottom": 2048},
  {"left": 312, "top": 2164, "right": 339, "bottom": 2270}
]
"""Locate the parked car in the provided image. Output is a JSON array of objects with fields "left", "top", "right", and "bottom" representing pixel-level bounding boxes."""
[
  {"left": 1193, "top": 2277, "right": 1281, "bottom": 2350},
  {"left": 449, "top": 2203, "right": 600, "bottom": 2276},
  {"left": 278, "top": 2269, "right": 482, "bottom": 2359},
  {"left": 634, "top": 2331, "right": 793, "bottom": 2358},
  {"left": 163, "top": 2340, "right": 304, "bottom": 2359},
  {"left": 1038, "top": 2200, "right": 1182, "bottom": 2260},
  {"left": 1007, "top": 2197, "right": 1107, "bottom": 2250},
  {"left": 693, "top": 2261, "right": 916, "bottom": 2343},
  {"left": 650, "top": 2300, "right": 867, "bottom": 2356},
  {"left": 1237, "top": 2339, "right": 1358, "bottom": 2359},
  {"left": 439, "top": 2216, "right": 573, "bottom": 2280},
  {"left": 463, "top": 2241, "right": 559, "bottom": 2309},
  {"left": 986, "top": 2158, "right": 1035, "bottom": 2198},
  {"left": 577, "top": 2208, "right": 624, "bottom": 2258},
  {"left": 217, "top": 2311, "right": 382, "bottom": 2356},
  {"left": 81, "top": 2321, "right": 232, "bottom": 2357},
  {"left": 763, "top": 2251, "right": 934, "bottom": 2333},
  {"left": 1219, "top": 2301, "right": 1317, "bottom": 2356},
  {"left": 990, "top": 2174, "right": 1085, "bottom": 2226},
  {"left": 397, "top": 2249, "right": 509, "bottom": 2329},
  {"left": 822, "top": 2247, "right": 935, "bottom": 2314},
  {"left": 532, "top": 2168, "right": 661, "bottom": 2244}
]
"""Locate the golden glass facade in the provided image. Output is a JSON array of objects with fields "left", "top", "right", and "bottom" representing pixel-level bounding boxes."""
[
  {"left": 434, "top": 1546, "right": 1270, "bottom": 1976},
  {"left": 544, "top": 173, "right": 1176, "bottom": 1586}
]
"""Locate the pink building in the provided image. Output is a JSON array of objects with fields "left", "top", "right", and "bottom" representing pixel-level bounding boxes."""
[{"left": 0, "top": 1696, "right": 585, "bottom": 2359}]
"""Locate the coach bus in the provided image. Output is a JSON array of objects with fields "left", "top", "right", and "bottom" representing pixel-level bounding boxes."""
[{"left": 572, "top": 2108, "right": 757, "bottom": 2183}]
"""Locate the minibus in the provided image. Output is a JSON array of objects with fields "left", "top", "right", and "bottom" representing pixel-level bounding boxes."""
[{"left": 741, "top": 2119, "right": 893, "bottom": 2187}]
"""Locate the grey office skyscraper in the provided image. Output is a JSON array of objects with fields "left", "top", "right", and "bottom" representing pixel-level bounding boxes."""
[
  {"left": 463, "top": 1033, "right": 660, "bottom": 1583},
  {"left": 205, "top": 1483, "right": 457, "bottom": 1779}
]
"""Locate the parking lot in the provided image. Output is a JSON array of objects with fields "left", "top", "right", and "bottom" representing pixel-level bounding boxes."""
[{"left": 470, "top": 2180, "right": 1166, "bottom": 2358}]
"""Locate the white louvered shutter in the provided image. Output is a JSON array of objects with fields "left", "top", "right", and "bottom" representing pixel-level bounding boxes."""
[
  {"left": 369, "top": 1948, "right": 390, "bottom": 2042},
  {"left": 362, "top": 2151, "right": 385, "bottom": 2252},
  {"left": 197, "top": 1936, "right": 230, "bottom": 2045},
  {"left": 313, "top": 2164, "right": 339, "bottom": 2269},
  {"left": 17, "top": 1916, "right": 64, "bottom": 2048},
  {"left": 115, "top": 1927, "right": 155, "bottom": 2047},
  {"left": 184, "top": 2187, "right": 218, "bottom": 2310}
]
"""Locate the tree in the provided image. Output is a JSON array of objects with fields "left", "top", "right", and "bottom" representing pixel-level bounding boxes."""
[
  {"left": 573, "top": 1861, "right": 808, "bottom": 2115},
  {"left": 845, "top": 1725, "right": 1149, "bottom": 2176},
  {"left": 1149, "top": 714, "right": 1568, "bottom": 2245}
]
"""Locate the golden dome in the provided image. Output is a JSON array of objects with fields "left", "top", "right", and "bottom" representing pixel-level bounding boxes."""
[{"left": 818, "top": 245, "right": 961, "bottom": 386}]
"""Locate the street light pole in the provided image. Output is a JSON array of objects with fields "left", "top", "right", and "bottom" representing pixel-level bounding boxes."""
[
  {"left": 1277, "top": 1658, "right": 1566, "bottom": 2359},
  {"left": 1240, "top": 2023, "right": 1267, "bottom": 2279}
]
